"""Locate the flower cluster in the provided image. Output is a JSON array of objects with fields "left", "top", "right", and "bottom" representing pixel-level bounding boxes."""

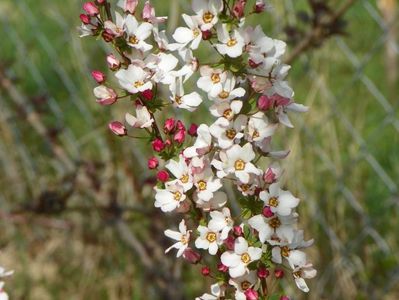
[
  {"left": 80, "top": 0, "right": 316, "bottom": 298},
  {"left": 0, "top": 266, "right": 13, "bottom": 300}
]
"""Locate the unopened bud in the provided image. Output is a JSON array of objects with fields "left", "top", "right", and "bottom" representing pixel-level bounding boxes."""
[
  {"left": 257, "top": 266, "right": 270, "bottom": 278},
  {"left": 152, "top": 138, "right": 165, "bottom": 152},
  {"left": 91, "top": 70, "right": 106, "bottom": 84},
  {"left": 274, "top": 268, "right": 285, "bottom": 279},
  {"left": 188, "top": 123, "right": 198, "bottom": 137},
  {"left": 183, "top": 248, "right": 201, "bottom": 264},
  {"left": 157, "top": 170, "right": 169, "bottom": 182},
  {"left": 141, "top": 89, "right": 153, "bottom": 101},
  {"left": 108, "top": 121, "right": 127, "bottom": 136},
  {"left": 201, "top": 266, "right": 211, "bottom": 276},
  {"left": 217, "top": 263, "right": 228, "bottom": 273},
  {"left": 107, "top": 54, "right": 121, "bottom": 70},
  {"left": 244, "top": 289, "right": 259, "bottom": 300},
  {"left": 164, "top": 118, "right": 176, "bottom": 134},
  {"left": 262, "top": 206, "right": 274, "bottom": 218},
  {"left": 233, "top": 226, "right": 243, "bottom": 237},
  {"left": 202, "top": 30, "right": 212, "bottom": 40},
  {"left": 147, "top": 157, "right": 159, "bottom": 169},
  {"left": 83, "top": 2, "right": 99, "bottom": 16},
  {"left": 80, "top": 14, "right": 91, "bottom": 24}
]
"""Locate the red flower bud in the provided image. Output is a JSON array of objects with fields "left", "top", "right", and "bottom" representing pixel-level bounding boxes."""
[
  {"left": 257, "top": 266, "right": 270, "bottom": 279},
  {"left": 183, "top": 248, "right": 201, "bottom": 264},
  {"left": 217, "top": 263, "right": 228, "bottom": 273},
  {"left": 263, "top": 168, "right": 277, "bottom": 184},
  {"left": 157, "top": 170, "right": 169, "bottom": 182},
  {"left": 233, "top": 226, "right": 243, "bottom": 237},
  {"left": 224, "top": 236, "right": 235, "bottom": 250},
  {"left": 83, "top": 2, "right": 99, "bottom": 16},
  {"left": 164, "top": 139, "right": 172, "bottom": 147},
  {"left": 262, "top": 206, "right": 274, "bottom": 218},
  {"left": 174, "top": 129, "right": 186, "bottom": 144},
  {"left": 233, "top": 0, "right": 247, "bottom": 19},
  {"left": 141, "top": 89, "right": 153, "bottom": 101},
  {"left": 258, "top": 95, "right": 274, "bottom": 111},
  {"left": 108, "top": 121, "right": 127, "bottom": 136},
  {"left": 244, "top": 289, "right": 259, "bottom": 300},
  {"left": 274, "top": 268, "right": 285, "bottom": 279},
  {"left": 201, "top": 266, "right": 211, "bottom": 276},
  {"left": 188, "top": 123, "right": 198, "bottom": 137},
  {"left": 248, "top": 59, "right": 263, "bottom": 69},
  {"left": 176, "top": 120, "right": 186, "bottom": 131},
  {"left": 102, "top": 29, "right": 114, "bottom": 42},
  {"left": 164, "top": 118, "right": 176, "bottom": 134},
  {"left": 96, "top": 0, "right": 106, "bottom": 4},
  {"left": 80, "top": 14, "right": 91, "bottom": 24},
  {"left": 254, "top": 0, "right": 266, "bottom": 13},
  {"left": 91, "top": 70, "right": 106, "bottom": 84},
  {"left": 202, "top": 30, "right": 212, "bottom": 40},
  {"left": 152, "top": 138, "right": 165, "bottom": 152},
  {"left": 147, "top": 157, "right": 159, "bottom": 169}
]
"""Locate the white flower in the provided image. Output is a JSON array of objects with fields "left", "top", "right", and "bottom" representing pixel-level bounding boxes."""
[
  {"left": 197, "top": 66, "right": 227, "bottom": 96},
  {"left": 172, "top": 48, "right": 199, "bottom": 82},
  {"left": 215, "top": 24, "right": 245, "bottom": 58},
  {"left": 276, "top": 101, "right": 309, "bottom": 128},
  {"left": 172, "top": 14, "right": 202, "bottom": 50},
  {"left": 166, "top": 155, "right": 193, "bottom": 192},
  {"left": 195, "top": 225, "right": 222, "bottom": 255},
  {"left": 154, "top": 183, "right": 186, "bottom": 212},
  {"left": 208, "top": 207, "right": 234, "bottom": 239},
  {"left": 229, "top": 271, "right": 258, "bottom": 300},
  {"left": 170, "top": 77, "right": 203, "bottom": 112},
  {"left": 193, "top": 167, "right": 222, "bottom": 202},
  {"left": 146, "top": 53, "right": 178, "bottom": 85},
  {"left": 221, "top": 237, "right": 262, "bottom": 278},
  {"left": 210, "top": 100, "right": 243, "bottom": 120},
  {"left": 248, "top": 213, "right": 297, "bottom": 244},
  {"left": 195, "top": 191, "right": 227, "bottom": 211},
  {"left": 0, "top": 268, "right": 13, "bottom": 278},
  {"left": 192, "top": 0, "right": 223, "bottom": 31},
  {"left": 164, "top": 219, "right": 191, "bottom": 257},
  {"left": 208, "top": 73, "right": 246, "bottom": 100},
  {"left": 183, "top": 124, "right": 212, "bottom": 158},
  {"left": 212, "top": 143, "right": 261, "bottom": 183},
  {"left": 209, "top": 116, "right": 247, "bottom": 149},
  {"left": 104, "top": 12, "right": 125, "bottom": 37},
  {"left": 125, "top": 14, "right": 153, "bottom": 52},
  {"left": 236, "top": 175, "right": 260, "bottom": 196},
  {"left": 196, "top": 283, "right": 224, "bottom": 300},
  {"left": 125, "top": 103, "right": 154, "bottom": 129},
  {"left": 247, "top": 112, "right": 277, "bottom": 143},
  {"left": 115, "top": 64, "right": 152, "bottom": 94},
  {"left": 0, "top": 282, "right": 9, "bottom": 300},
  {"left": 292, "top": 263, "right": 317, "bottom": 293},
  {"left": 259, "top": 183, "right": 299, "bottom": 216}
]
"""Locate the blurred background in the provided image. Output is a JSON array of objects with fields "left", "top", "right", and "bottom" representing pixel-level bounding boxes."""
[{"left": 0, "top": 0, "right": 398, "bottom": 299}]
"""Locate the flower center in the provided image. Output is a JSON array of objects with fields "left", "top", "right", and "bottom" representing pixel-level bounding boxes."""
[
  {"left": 241, "top": 252, "right": 251, "bottom": 264},
  {"left": 134, "top": 81, "right": 144, "bottom": 88},
  {"left": 180, "top": 174, "right": 189, "bottom": 183},
  {"left": 241, "top": 281, "right": 251, "bottom": 291},
  {"left": 252, "top": 130, "right": 260, "bottom": 139},
  {"left": 281, "top": 246, "right": 290, "bottom": 257},
  {"left": 181, "top": 235, "right": 189, "bottom": 245},
  {"left": 293, "top": 270, "right": 302, "bottom": 279},
  {"left": 223, "top": 109, "right": 233, "bottom": 120},
  {"left": 129, "top": 35, "right": 139, "bottom": 44},
  {"left": 174, "top": 192, "right": 183, "bottom": 201},
  {"left": 227, "top": 38, "right": 237, "bottom": 47},
  {"left": 206, "top": 232, "right": 217, "bottom": 243},
  {"left": 218, "top": 90, "right": 230, "bottom": 99},
  {"left": 240, "top": 184, "right": 250, "bottom": 192},
  {"left": 234, "top": 159, "right": 245, "bottom": 171},
  {"left": 226, "top": 129, "right": 236, "bottom": 140},
  {"left": 175, "top": 95, "right": 182, "bottom": 105},
  {"left": 268, "top": 217, "right": 281, "bottom": 229},
  {"left": 203, "top": 11, "right": 214, "bottom": 23},
  {"left": 211, "top": 73, "right": 221, "bottom": 84},
  {"left": 198, "top": 180, "right": 207, "bottom": 191},
  {"left": 193, "top": 28, "right": 201, "bottom": 37},
  {"left": 268, "top": 196, "right": 279, "bottom": 207}
]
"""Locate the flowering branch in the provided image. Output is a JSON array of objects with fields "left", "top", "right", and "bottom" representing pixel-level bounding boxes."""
[{"left": 80, "top": 0, "right": 316, "bottom": 299}]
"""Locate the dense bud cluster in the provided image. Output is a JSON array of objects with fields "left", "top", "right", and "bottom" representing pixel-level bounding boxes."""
[{"left": 80, "top": 0, "right": 316, "bottom": 298}]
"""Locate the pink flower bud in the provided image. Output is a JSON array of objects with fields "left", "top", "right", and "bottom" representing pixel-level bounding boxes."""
[
  {"left": 97, "top": 0, "right": 106, "bottom": 4},
  {"left": 183, "top": 248, "right": 201, "bottom": 264},
  {"left": 91, "top": 70, "right": 106, "bottom": 84},
  {"left": 80, "top": 14, "right": 91, "bottom": 24},
  {"left": 262, "top": 206, "right": 274, "bottom": 218},
  {"left": 164, "top": 139, "right": 172, "bottom": 147},
  {"left": 106, "top": 54, "right": 121, "bottom": 70},
  {"left": 176, "top": 120, "right": 186, "bottom": 131},
  {"left": 108, "top": 121, "right": 127, "bottom": 136},
  {"left": 233, "top": 226, "right": 243, "bottom": 236},
  {"left": 274, "top": 268, "right": 285, "bottom": 279},
  {"left": 122, "top": 0, "right": 139, "bottom": 14},
  {"left": 280, "top": 297, "right": 290, "bottom": 300},
  {"left": 157, "top": 170, "right": 169, "bottom": 182},
  {"left": 188, "top": 124, "right": 198, "bottom": 137},
  {"left": 141, "top": 89, "right": 153, "bottom": 101},
  {"left": 147, "top": 157, "right": 159, "bottom": 169},
  {"left": 102, "top": 29, "right": 114, "bottom": 42},
  {"left": 244, "top": 289, "right": 259, "bottom": 300},
  {"left": 257, "top": 267, "right": 270, "bottom": 278},
  {"left": 254, "top": 0, "right": 266, "bottom": 13},
  {"left": 217, "top": 263, "right": 228, "bottom": 273},
  {"left": 174, "top": 129, "right": 186, "bottom": 144},
  {"left": 83, "top": 2, "right": 99, "bottom": 16},
  {"left": 93, "top": 86, "right": 117, "bottom": 106},
  {"left": 201, "top": 266, "right": 211, "bottom": 276},
  {"left": 152, "top": 138, "right": 165, "bottom": 152},
  {"left": 263, "top": 168, "right": 277, "bottom": 184},
  {"left": 164, "top": 118, "right": 176, "bottom": 134},
  {"left": 233, "top": 0, "right": 247, "bottom": 19},
  {"left": 202, "top": 30, "right": 212, "bottom": 40},
  {"left": 258, "top": 95, "right": 274, "bottom": 111},
  {"left": 142, "top": 1, "right": 154, "bottom": 21},
  {"left": 273, "top": 94, "right": 291, "bottom": 106},
  {"left": 224, "top": 236, "right": 235, "bottom": 250}
]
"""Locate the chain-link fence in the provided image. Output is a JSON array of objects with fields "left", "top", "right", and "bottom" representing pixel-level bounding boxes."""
[{"left": 0, "top": 0, "right": 398, "bottom": 299}]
